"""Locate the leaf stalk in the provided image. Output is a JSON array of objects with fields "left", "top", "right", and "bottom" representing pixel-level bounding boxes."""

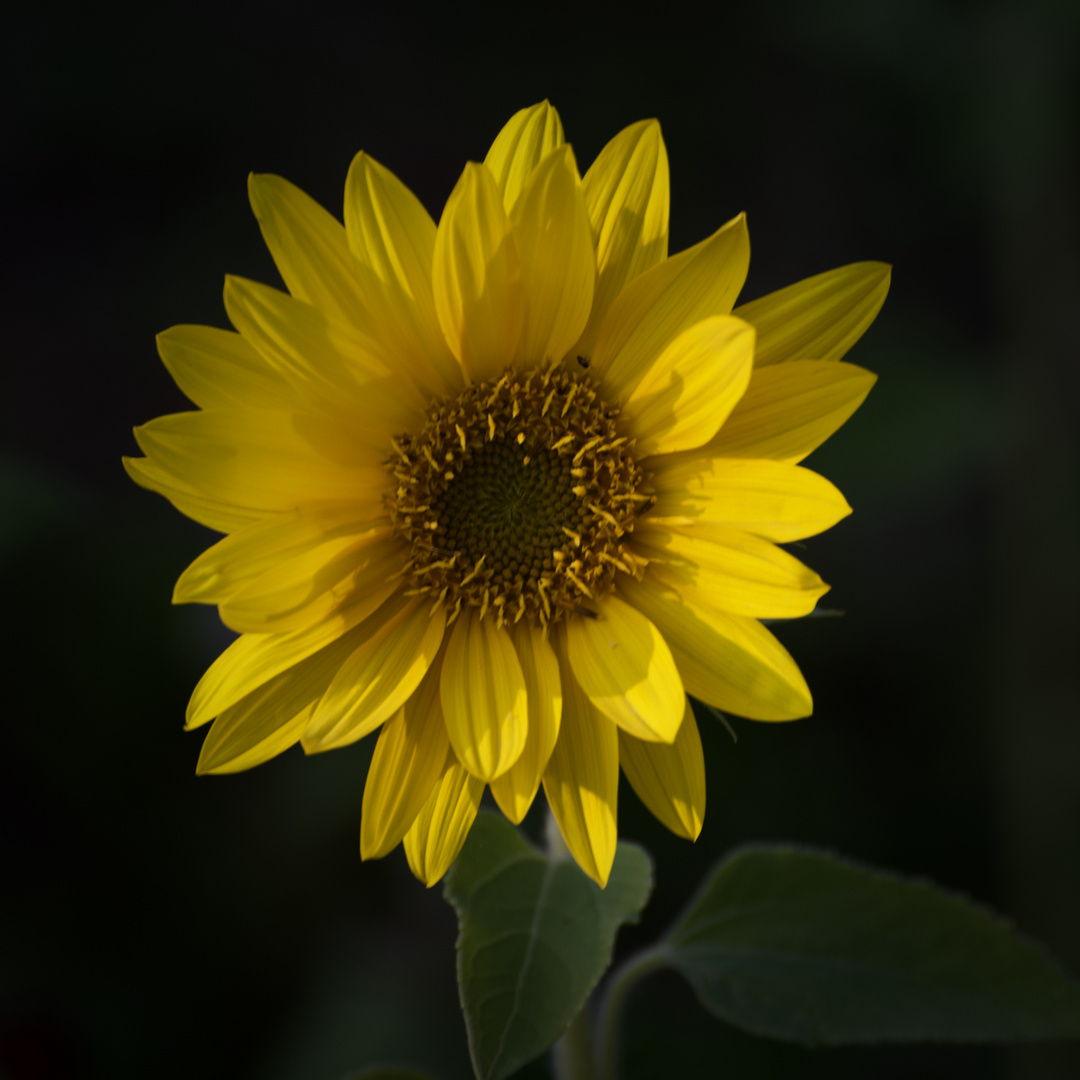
[{"left": 593, "top": 945, "right": 670, "bottom": 1080}]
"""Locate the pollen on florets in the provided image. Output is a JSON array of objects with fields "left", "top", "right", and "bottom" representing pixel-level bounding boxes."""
[{"left": 386, "top": 366, "right": 652, "bottom": 629}]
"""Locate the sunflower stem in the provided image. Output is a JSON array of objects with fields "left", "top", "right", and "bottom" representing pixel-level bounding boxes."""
[
  {"left": 593, "top": 945, "right": 670, "bottom": 1080},
  {"left": 546, "top": 808, "right": 596, "bottom": 1079},
  {"left": 544, "top": 806, "right": 570, "bottom": 862},
  {"left": 551, "top": 1006, "right": 596, "bottom": 1080}
]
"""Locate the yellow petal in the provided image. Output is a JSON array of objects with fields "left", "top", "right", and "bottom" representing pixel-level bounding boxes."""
[
  {"left": 620, "top": 576, "right": 812, "bottom": 721},
  {"left": 706, "top": 360, "right": 877, "bottom": 463},
  {"left": 360, "top": 654, "right": 450, "bottom": 860},
  {"left": 303, "top": 597, "right": 446, "bottom": 752},
  {"left": 186, "top": 587, "right": 401, "bottom": 729},
  {"left": 219, "top": 534, "right": 405, "bottom": 634},
  {"left": 624, "top": 316, "right": 754, "bottom": 457},
  {"left": 509, "top": 145, "right": 595, "bottom": 366},
  {"left": 440, "top": 610, "right": 527, "bottom": 782},
  {"left": 343, "top": 152, "right": 463, "bottom": 399},
  {"left": 484, "top": 100, "right": 565, "bottom": 212},
  {"left": 733, "top": 261, "right": 891, "bottom": 367},
  {"left": 173, "top": 505, "right": 385, "bottom": 605},
  {"left": 648, "top": 456, "right": 852, "bottom": 542},
  {"left": 157, "top": 325, "right": 292, "bottom": 412},
  {"left": 223, "top": 274, "right": 427, "bottom": 432},
  {"left": 634, "top": 522, "right": 829, "bottom": 619},
  {"left": 575, "top": 120, "right": 669, "bottom": 359},
  {"left": 404, "top": 748, "right": 484, "bottom": 887},
  {"left": 248, "top": 172, "right": 373, "bottom": 331},
  {"left": 542, "top": 631, "right": 619, "bottom": 887},
  {"left": 619, "top": 697, "right": 705, "bottom": 840},
  {"left": 490, "top": 623, "right": 562, "bottom": 824},
  {"left": 199, "top": 704, "right": 312, "bottom": 777},
  {"left": 594, "top": 213, "right": 750, "bottom": 401},
  {"left": 195, "top": 627, "right": 370, "bottom": 773},
  {"left": 565, "top": 593, "right": 683, "bottom": 743},
  {"left": 432, "top": 162, "right": 524, "bottom": 382},
  {"left": 133, "top": 409, "right": 388, "bottom": 514},
  {"left": 122, "top": 455, "right": 261, "bottom": 534}
]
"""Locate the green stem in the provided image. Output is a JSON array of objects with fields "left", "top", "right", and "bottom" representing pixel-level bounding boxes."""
[
  {"left": 551, "top": 1005, "right": 596, "bottom": 1080},
  {"left": 593, "top": 945, "right": 670, "bottom": 1080},
  {"left": 547, "top": 809, "right": 595, "bottom": 1079},
  {"left": 544, "top": 806, "right": 571, "bottom": 862}
]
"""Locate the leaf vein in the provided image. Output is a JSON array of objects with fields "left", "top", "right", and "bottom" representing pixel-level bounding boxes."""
[{"left": 485, "top": 860, "right": 558, "bottom": 1078}]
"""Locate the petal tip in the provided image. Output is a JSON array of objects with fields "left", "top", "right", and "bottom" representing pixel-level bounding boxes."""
[
  {"left": 588, "top": 860, "right": 612, "bottom": 888},
  {"left": 496, "top": 798, "right": 527, "bottom": 826},
  {"left": 247, "top": 172, "right": 270, "bottom": 218}
]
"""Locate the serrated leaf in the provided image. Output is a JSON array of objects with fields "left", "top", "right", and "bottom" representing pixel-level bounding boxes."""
[
  {"left": 662, "top": 844, "right": 1080, "bottom": 1044},
  {"left": 445, "top": 811, "right": 653, "bottom": 1080}
]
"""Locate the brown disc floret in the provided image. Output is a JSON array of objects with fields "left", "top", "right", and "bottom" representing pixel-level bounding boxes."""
[{"left": 386, "top": 365, "right": 651, "bottom": 629}]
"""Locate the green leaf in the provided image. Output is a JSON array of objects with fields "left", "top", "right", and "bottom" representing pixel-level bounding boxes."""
[
  {"left": 445, "top": 811, "right": 653, "bottom": 1080},
  {"left": 662, "top": 844, "right": 1080, "bottom": 1044}
]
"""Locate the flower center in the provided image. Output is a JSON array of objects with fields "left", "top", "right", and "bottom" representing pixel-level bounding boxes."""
[{"left": 386, "top": 366, "right": 650, "bottom": 628}]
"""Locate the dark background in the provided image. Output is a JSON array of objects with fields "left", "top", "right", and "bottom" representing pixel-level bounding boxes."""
[{"left": 3, "top": 1, "right": 1079, "bottom": 1077}]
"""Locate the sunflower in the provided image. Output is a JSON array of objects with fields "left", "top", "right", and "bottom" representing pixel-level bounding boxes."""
[{"left": 125, "top": 102, "right": 887, "bottom": 887}]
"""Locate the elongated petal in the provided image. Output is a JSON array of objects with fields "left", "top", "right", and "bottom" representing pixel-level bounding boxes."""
[
  {"left": 565, "top": 593, "right": 683, "bottom": 743},
  {"left": 219, "top": 533, "right": 404, "bottom": 634},
  {"left": 484, "top": 100, "right": 565, "bottom": 212},
  {"left": 634, "top": 523, "right": 828, "bottom": 619},
  {"left": 510, "top": 145, "right": 595, "bottom": 366},
  {"left": 404, "top": 748, "right": 484, "bottom": 887},
  {"left": 122, "top": 456, "right": 261, "bottom": 534},
  {"left": 490, "top": 623, "right": 561, "bottom": 824},
  {"left": 575, "top": 120, "right": 669, "bottom": 359},
  {"left": 543, "top": 631, "right": 619, "bottom": 887},
  {"left": 620, "top": 576, "right": 812, "bottom": 721},
  {"left": 619, "top": 697, "right": 705, "bottom": 840},
  {"left": 624, "top": 316, "right": 754, "bottom": 457},
  {"left": 304, "top": 597, "right": 446, "bottom": 752},
  {"left": 186, "top": 586, "right": 401, "bottom": 729},
  {"left": 433, "top": 162, "right": 524, "bottom": 382},
  {"left": 173, "top": 505, "right": 385, "bottom": 605},
  {"left": 248, "top": 172, "right": 373, "bottom": 331},
  {"left": 343, "top": 152, "right": 463, "bottom": 398},
  {"left": 157, "top": 325, "right": 292, "bottom": 412},
  {"left": 595, "top": 213, "right": 750, "bottom": 401},
  {"left": 733, "top": 261, "right": 891, "bottom": 367},
  {"left": 134, "top": 409, "right": 387, "bottom": 514},
  {"left": 649, "top": 456, "right": 852, "bottom": 542},
  {"left": 195, "top": 626, "right": 369, "bottom": 773},
  {"left": 199, "top": 703, "right": 312, "bottom": 777},
  {"left": 360, "top": 655, "right": 450, "bottom": 859},
  {"left": 707, "top": 360, "right": 877, "bottom": 463},
  {"left": 440, "top": 610, "right": 527, "bottom": 781},
  {"left": 224, "top": 274, "right": 427, "bottom": 430}
]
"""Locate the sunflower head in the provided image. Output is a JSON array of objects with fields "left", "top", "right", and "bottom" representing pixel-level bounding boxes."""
[{"left": 125, "top": 100, "right": 887, "bottom": 887}]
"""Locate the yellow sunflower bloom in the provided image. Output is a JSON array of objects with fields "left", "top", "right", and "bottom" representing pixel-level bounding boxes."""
[{"left": 125, "top": 101, "right": 887, "bottom": 888}]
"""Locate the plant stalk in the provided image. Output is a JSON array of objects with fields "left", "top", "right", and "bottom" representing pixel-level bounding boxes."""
[
  {"left": 551, "top": 1005, "right": 596, "bottom": 1080},
  {"left": 593, "top": 945, "right": 670, "bottom": 1080}
]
